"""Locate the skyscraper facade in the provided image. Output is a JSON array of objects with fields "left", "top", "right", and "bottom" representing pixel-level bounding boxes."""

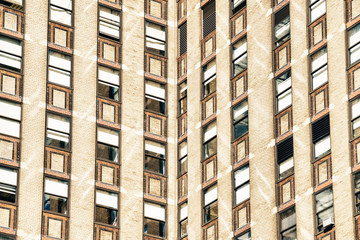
[{"left": 0, "top": 0, "right": 359, "bottom": 239}]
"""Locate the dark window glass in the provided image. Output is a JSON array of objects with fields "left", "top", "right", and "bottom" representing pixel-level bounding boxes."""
[
  {"left": 145, "top": 156, "right": 165, "bottom": 175},
  {"left": 280, "top": 208, "right": 296, "bottom": 240},
  {"left": 202, "top": 0, "right": 216, "bottom": 38},
  {"left": 203, "top": 76, "right": 216, "bottom": 98},
  {"left": 98, "top": 81, "right": 120, "bottom": 101},
  {"left": 204, "top": 201, "right": 218, "bottom": 223},
  {"left": 203, "top": 137, "right": 217, "bottom": 159},
  {"left": 236, "top": 231, "right": 251, "bottom": 240},
  {"left": 355, "top": 172, "right": 360, "bottom": 213},
  {"left": 315, "top": 188, "right": 334, "bottom": 232},
  {"left": 44, "top": 194, "right": 67, "bottom": 214},
  {"left": 274, "top": 5, "right": 290, "bottom": 46},
  {"left": 95, "top": 206, "right": 118, "bottom": 226},
  {"left": 144, "top": 218, "right": 165, "bottom": 237},
  {"left": 145, "top": 96, "right": 165, "bottom": 114},
  {"left": 0, "top": 184, "right": 16, "bottom": 203},
  {"left": 97, "top": 143, "right": 119, "bottom": 162}
]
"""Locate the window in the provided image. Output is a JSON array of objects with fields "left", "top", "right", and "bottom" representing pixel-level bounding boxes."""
[
  {"left": 203, "top": 121, "right": 217, "bottom": 159},
  {"left": 352, "top": 98, "right": 360, "bottom": 138},
  {"left": 276, "top": 71, "right": 292, "bottom": 112},
  {"left": 179, "top": 22, "right": 187, "bottom": 56},
  {"left": 97, "top": 143, "right": 119, "bottom": 162},
  {"left": 179, "top": 202, "right": 188, "bottom": 238},
  {"left": 203, "top": 184, "right": 218, "bottom": 223},
  {"left": 274, "top": 5, "right": 290, "bottom": 47},
  {"left": 0, "top": 35, "right": 22, "bottom": 72},
  {"left": 44, "top": 178, "right": 68, "bottom": 214},
  {"left": 179, "top": 140, "right": 187, "bottom": 176},
  {"left": 315, "top": 188, "right": 334, "bottom": 232},
  {"left": 203, "top": 59, "right": 216, "bottom": 98},
  {"left": 144, "top": 202, "right": 165, "bottom": 237},
  {"left": 46, "top": 113, "right": 70, "bottom": 150},
  {"left": 234, "top": 165, "right": 250, "bottom": 205},
  {"left": 0, "top": 166, "right": 17, "bottom": 203},
  {"left": 349, "top": 24, "right": 360, "bottom": 66},
  {"left": 311, "top": 47, "right": 328, "bottom": 90},
  {"left": 236, "top": 231, "right": 251, "bottom": 240},
  {"left": 354, "top": 172, "right": 360, "bottom": 213},
  {"left": 232, "top": 37, "right": 247, "bottom": 77},
  {"left": 312, "top": 115, "right": 330, "bottom": 159},
  {"left": 48, "top": 50, "right": 72, "bottom": 87},
  {"left": 279, "top": 208, "right": 296, "bottom": 240},
  {"left": 99, "top": 6, "right": 121, "bottom": 39},
  {"left": 145, "top": 80, "right": 166, "bottom": 114},
  {"left": 145, "top": 140, "right": 166, "bottom": 175},
  {"left": 98, "top": 65, "right": 120, "bottom": 101},
  {"left": 233, "top": 100, "right": 248, "bottom": 139},
  {"left": 309, "top": 0, "right": 326, "bottom": 23},
  {"left": 0, "top": 0, "right": 23, "bottom": 7},
  {"left": 50, "top": 5, "right": 72, "bottom": 26},
  {"left": 232, "top": 0, "right": 246, "bottom": 15},
  {"left": 314, "top": 135, "right": 330, "bottom": 159},
  {"left": 278, "top": 157, "right": 294, "bottom": 180},
  {"left": 202, "top": 0, "right": 216, "bottom": 38},
  {"left": 0, "top": 99, "right": 21, "bottom": 138},
  {"left": 178, "top": 81, "right": 187, "bottom": 115},
  {"left": 95, "top": 190, "right": 118, "bottom": 226},
  {"left": 145, "top": 21, "right": 166, "bottom": 56}
]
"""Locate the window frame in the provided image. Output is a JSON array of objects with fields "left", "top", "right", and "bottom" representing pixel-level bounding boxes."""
[
  {"left": 273, "top": 4, "right": 290, "bottom": 47},
  {"left": 314, "top": 187, "right": 334, "bottom": 233},
  {"left": 310, "top": 47, "right": 328, "bottom": 91},
  {"left": 233, "top": 164, "right": 250, "bottom": 206},
  {"left": 348, "top": 23, "right": 360, "bottom": 67},
  {"left": 145, "top": 20, "right": 167, "bottom": 57},
  {"left": 309, "top": 0, "right": 326, "bottom": 24},
  {"left": 203, "top": 184, "right": 218, "bottom": 224},
  {"left": 232, "top": 99, "right": 248, "bottom": 140},
  {"left": 279, "top": 207, "right": 296, "bottom": 240},
  {"left": 232, "top": 36, "right": 247, "bottom": 78},
  {"left": 202, "top": 120, "right": 217, "bottom": 160}
]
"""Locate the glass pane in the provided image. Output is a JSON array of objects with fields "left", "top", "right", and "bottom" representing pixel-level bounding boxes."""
[
  {"left": 233, "top": 53, "right": 247, "bottom": 77},
  {"left": 146, "top": 37, "right": 166, "bottom": 56},
  {"left": 279, "top": 157, "right": 294, "bottom": 179},
  {"left": 145, "top": 140, "right": 165, "bottom": 159},
  {"left": 353, "top": 117, "right": 360, "bottom": 138},
  {"left": 203, "top": 137, "right": 217, "bottom": 159},
  {"left": 315, "top": 188, "right": 333, "bottom": 213},
  {"left": 95, "top": 206, "right": 118, "bottom": 226},
  {"left": 233, "top": 101, "right": 248, "bottom": 123},
  {"left": 234, "top": 117, "right": 248, "bottom": 139},
  {"left": 145, "top": 96, "right": 165, "bottom": 114},
  {"left": 314, "top": 135, "right": 330, "bottom": 158},
  {"left": 281, "top": 227, "right": 296, "bottom": 240},
  {"left": 145, "top": 156, "right": 165, "bottom": 175},
  {"left": 235, "top": 182, "right": 250, "bottom": 204},
  {"left": 349, "top": 24, "right": 360, "bottom": 48},
  {"left": 204, "top": 201, "right": 218, "bottom": 223},
  {"left": 311, "top": 48, "right": 327, "bottom": 72},
  {"left": 280, "top": 208, "right": 296, "bottom": 231},
  {"left": 203, "top": 75, "right": 216, "bottom": 98},
  {"left": 144, "top": 202, "right": 165, "bottom": 221},
  {"left": 274, "top": 5, "right": 290, "bottom": 46},
  {"left": 146, "top": 80, "right": 165, "bottom": 99},
  {"left": 350, "top": 43, "right": 360, "bottom": 65},
  {"left": 310, "top": 0, "right": 326, "bottom": 22},
  {"left": 50, "top": 6, "right": 72, "bottom": 26},
  {"left": 277, "top": 89, "right": 292, "bottom": 112},
  {"left": 0, "top": 35, "right": 22, "bottom": 56},
  {"left": 51, "top": 0, "right": 72, "bottom": 10},
  {"left": 276, "top": 72, "right": 291, "bottom": 95},
  {"left": 98, "top": 81, "right": 120, "bottom": 101},
  {"left": 180, "top": 218, "right": 188, "bottom": 237},
  {"left": 203, "top": 60, "right": 216, "bottom": 81},
  {"left": 44, "top": 194, "right": 67, "bottom": 214},
  {"left": 46, "top": 129, "right": 69, "bottom": 150},
  {"left": 48, "top": 66, "right": 71, "bottom": 87},
  {"left": 0, "top": 52, "right": 21, "bottom": 72},
  {"left": 97, "top": 143, "right": 119, "bottom": 162},
  {"left": 233, "top": 38, "right": 247, "bottom": 60},
  {"left": 312, "top": 65, "right": 328, "bottom": 90},
  {"left": 179, "top": 156, "right": 188, "bottom": 176},
  {"left": 49, "top": 50, "right": 71, "bottom": 71},
  {"left": 0, "top": 183, "right": 16, "bottom": 203},
  {"left": 144, "top": 218, "right": 165, "bottom": 237},
  {"left": 236, "top": 231, "right": 251, "bottom": 240},
  {"left": 179, "top": 81, "right": 187, "bottom": 98},
  {"left": 234, "top": 165, "right": 249, "bottom": 187}
]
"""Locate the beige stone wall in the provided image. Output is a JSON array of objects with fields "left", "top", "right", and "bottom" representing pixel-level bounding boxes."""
[
  {"left": 68, "top": 0, "right": 97, "bottom": 239},
  {"left": 247, "top": 0, "right": 277, "bottom": 239},
  {"left": 186, "top": 0, "right": 202, "bottom": 239},
  {"left": 216, "top": 0, "right": 232, "bottom": 239},
  {"left": 327, "top": 1, "right": 355, "bottom": 239},
  {"left": 17, "top": 0, "right": 48, "bottom": 238},
  {"left": 290, "top": 1, "right": 315, "bottom": 239},
  {"left": 119, "top": 0, "right": 145, "bottom": 239}
]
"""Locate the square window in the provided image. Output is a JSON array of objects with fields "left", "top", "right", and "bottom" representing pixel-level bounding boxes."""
[{"left": 50, "top": 5, "right": 72, "bottom": 26}]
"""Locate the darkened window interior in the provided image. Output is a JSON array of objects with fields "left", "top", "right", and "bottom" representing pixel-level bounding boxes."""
[
  {"left": 274, "top": 4, "right": 290, "bottom": 47},
  {"left": 144, "top": 218, "right": 165, "bottom": 237},
  {"left": 95, "top": 205, "right": 118, "bottom": 226},
  {"left": 202, "top": 0, "right": 216, "bottom": 38},
  {"left": 97, "top": 143, "right": 119, "bottom": 162},
  {"left": 179, "top": 22, "right": 187, "bottom": 56}
]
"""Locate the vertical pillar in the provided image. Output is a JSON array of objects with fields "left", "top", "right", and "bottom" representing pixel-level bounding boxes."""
[
  {"left": 327, "top": 1, "right": 355, "bottom": 239},
  {"left": 216, "top": 0, "right": 232, "bottom": 239},
  {"left": 120, "top": 0, "right": 145, "bottom": 239},
  {"left": 187, "top": 0, "right": 202, "bottom": 239},
  {"left": 17, "top": 0, "right": 47, "bottom": 238},
  {"left": 247, "top": 0, "right": 277, "bottom": 239}
]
